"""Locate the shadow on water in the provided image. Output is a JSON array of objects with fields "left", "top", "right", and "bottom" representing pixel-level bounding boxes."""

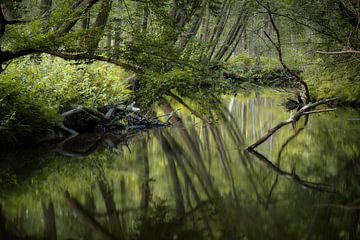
[{"left": 0, "top": 91, "right": 360, "bottom": 239}]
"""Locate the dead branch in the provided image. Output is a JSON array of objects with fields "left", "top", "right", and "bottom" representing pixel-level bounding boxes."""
[
  {"left": 246, "top": 98, "right": 338, "bottom": 150},
  {"left": 56, "top": 122, "right": 79, "bottom": 136},
  {"left": 262, "top": 4, "right": 311, "bottom": 103},
  {"left": 105, "top": 106, "right": 116, "bottom": 119},
  {"left": 303, "top": 108, "right": 336, "bottom": 115}
]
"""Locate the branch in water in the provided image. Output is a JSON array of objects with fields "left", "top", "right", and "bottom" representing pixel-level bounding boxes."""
[{"left": 246, "top": 98, "right": 338, "bottom": 150}]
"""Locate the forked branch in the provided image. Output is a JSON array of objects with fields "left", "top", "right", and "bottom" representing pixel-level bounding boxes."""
[{"left": 246, "top": 98, "right": 338, "bottom": 150}]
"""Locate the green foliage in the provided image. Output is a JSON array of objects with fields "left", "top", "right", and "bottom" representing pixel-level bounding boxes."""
[
  {"left": 0, "top": 55, "right": 131, "bottom": 145},
  {"left": 228, "top": 53, "right": 281, "bottom": 73},
  {"left": 304, "top": 56, "right": 360, "bottom": 101},
  {"left": 136, "top": 66, "right": 228, "bottom": 112},
  {"left": 3, "top": 55, "right": 131, "bottom": 110},
  {"left": 227, "top": 54, "right": 300, "bottom": 89},
  {"left": 0, "top": 77, "right": 59, "bottom": 145}
]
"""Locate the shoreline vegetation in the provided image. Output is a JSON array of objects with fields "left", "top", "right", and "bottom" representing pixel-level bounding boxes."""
[
  {"left": 1, "top": 0, "right": 360, "bottom": 148},
  {"left": 0, "top": 53, "right": 358, "bottom": 149}
]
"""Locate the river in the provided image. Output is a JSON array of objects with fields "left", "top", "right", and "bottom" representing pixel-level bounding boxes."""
[{"left": 0, "top": 91, "right": 359, "bottom": 239}]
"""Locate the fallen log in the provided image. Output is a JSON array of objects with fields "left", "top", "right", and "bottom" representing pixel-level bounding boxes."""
[{"left": 57, "top": 102, "right": 172, "bottom": 136}]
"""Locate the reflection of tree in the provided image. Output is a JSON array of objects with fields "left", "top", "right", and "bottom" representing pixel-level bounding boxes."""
[
  {"left": 98, "top": 177, "right": 125, "bottom": 238},
  {"left": 140, "top": 138, "right": 151, "bottom": 211},
  {"left": 64, "top": 191, "right": 118, "bottom": 240},
  {"left": 160, "top": 134, "right": 186, "bottom": 216},
  {"left": 209, "top": 126, "right": 239, "bottom": 202},
  {"left": 0, "top": 204, "right": 34, "bottom": 239},
  {"left": 159, "top": 132, "right": 215, "bottom": 239},
  {"left": 42, "top": 200, "right": 57, "bottom": 240},
  {"left": 3, "top": 94, "right": 360, "bottom": 239}
]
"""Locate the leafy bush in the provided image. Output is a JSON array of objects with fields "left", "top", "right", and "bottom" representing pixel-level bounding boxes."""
[
  {"left": 0, "top": 55, "right": 131, "bottom": 145},
  {"left": 136, "top": 66, "right": 227, "bottom": 112},
  {"left": 304, "top": 56, "right": 360, "bottom": 102},
  {"left": 0, "top": 79, "right": 59, "bottom": 145}
]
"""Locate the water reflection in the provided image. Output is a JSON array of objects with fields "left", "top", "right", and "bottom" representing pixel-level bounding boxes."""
[{"left": 0, "top": 91, "right": 360, "bottom": 239}]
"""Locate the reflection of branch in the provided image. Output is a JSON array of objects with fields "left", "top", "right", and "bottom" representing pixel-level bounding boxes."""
[
  {"left": 56, "top": 132, "right": 138, "bottom": 157},
  {"left": 266, "top": 115, "right": 309, "bottom": 209},
  {"left": 64, "top": 191, "right": 117, "bottom": 240},
  {"left": 247, "top": 149, "right": 336, "bottom": 193},
  {"left": 167, "top": 91, "right": 210, "bottom": 123},
  {"left": 265, "top": 175, "right": 278, "bottom": 210},
  {"left": 277, "top": 115, "right": 309, "bottom": 162},
  {"left": 56, "top": 135, "right": 103, "bottom": 158},
  {"left": 246, "top": 98, "right": 338, "bottom": 150}
]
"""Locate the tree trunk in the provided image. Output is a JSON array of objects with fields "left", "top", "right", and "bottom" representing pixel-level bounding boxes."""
[
  {"left": 98, "top": 178, "right": 125, "bottom": 239},
  {"left": 142, "top": 3, "right": 149, "bottom": 32},
  {"left": 81, "top": 10, "right": 90, "bottom": 29},
  {"left": 40, "top": 0, "right": 52, "bottom": 17},
  {"left": 207, "top": 0, "right": 232, "bottom": 61},
  {"left": 214, "top": 4, "right": 248, "bottom": 61},
  {"left": 87, "top": 0, "right": 113, "bottom": 53},
  {"left": 42, "top": 200, "right": 57, "bottom": 240}
]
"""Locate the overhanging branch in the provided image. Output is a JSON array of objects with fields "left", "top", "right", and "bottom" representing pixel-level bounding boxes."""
[{"left": 1, "top": 49, "right": 142, "bottom": 72}]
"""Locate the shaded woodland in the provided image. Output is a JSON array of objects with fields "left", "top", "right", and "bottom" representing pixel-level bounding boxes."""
[
  {"left": 0, "top": 1, "right": 360, "bottom": 239},
  {"left": 0, "top": 0, "right": 359, "bottom": 145}
]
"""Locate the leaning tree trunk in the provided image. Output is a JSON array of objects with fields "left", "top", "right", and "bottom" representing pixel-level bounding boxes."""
[{"left": 87, "top": 0, "right": 113, "bottom": 54}]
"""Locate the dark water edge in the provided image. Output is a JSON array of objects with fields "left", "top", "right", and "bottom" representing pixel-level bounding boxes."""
[{"left": 0, "top": 91, "right": 360, "bottom": 240}]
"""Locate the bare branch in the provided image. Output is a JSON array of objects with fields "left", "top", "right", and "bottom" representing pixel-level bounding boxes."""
[
  {"left": 303, "top": 108, "right": 337, "bottom": 115},
  {"left": 260, "top": 2, "right": 311, "bottom": 103},
  {"left": 1, "top": 49, "right": 142, "bottom": 72},
  {"left": 316, "top": 49, "right": 360, "bottom": 56},
  {"left": 246, "top": 98, "right": 338, "bottom": 150}
]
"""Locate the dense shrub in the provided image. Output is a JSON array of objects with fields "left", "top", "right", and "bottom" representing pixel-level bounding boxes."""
[{"left": 0, "top": 55, "right": 131, "bottom": 145}]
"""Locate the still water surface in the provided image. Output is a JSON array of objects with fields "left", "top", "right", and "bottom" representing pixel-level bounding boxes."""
[{"left": 0, "top": 91, "right": 360, "bottom": 240}]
